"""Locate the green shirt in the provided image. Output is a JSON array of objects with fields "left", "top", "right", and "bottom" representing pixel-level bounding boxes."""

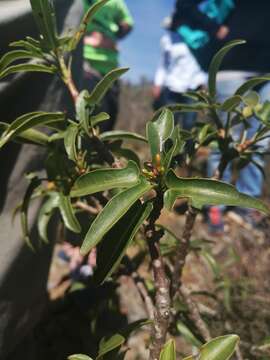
[{"left": 83, "top": 0, "right": 134, "bottom": 75}]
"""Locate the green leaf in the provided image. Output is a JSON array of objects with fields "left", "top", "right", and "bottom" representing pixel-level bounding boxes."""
[
  {"left": 95, "top": 201, "right": 153, "bottom": 284},
  {"left": 64, "top": 124, "right": 78, "bottom": 162},
  {"left": 69, "top": 0, "right": 110, "bottom": 50},
  {"left": 68, "top": 355, "right": 93, "bottom": 360},
  {"left": 183, "top": 334, "right": 239, "bottom": 360},
  {"left": 10, "top": 38, "right": 43, "bottom": 57},
  {"left": 208, "top": 40, "right": 246, "bottom": 99},
  {"left": 90, "top": 112, "right": 110, "bottom": 127},
  {"left": 243, "top": 91, "right": 260, "bottom": 107},
  {"left": 153, "top": 103, "right": 208, "bottom": 121},
  {"left": 201, "top": 250, "right": 221, "bottom": 279},
  {"left": 86, "top": 68, "right": 129, "bottom": 106},
  {"left": 97, "top": 334, "right": 125, "bottom": 359},
  {"left": 76, "top": 90, "right": 91, "bottom": 134},
  {"left": 0, "top": 50, "right": 35, "bottom": 72},
  {"left": 163, "top": 126, "right": 184, "bottom": 173},
  {"left": 176, "top": 321, "right": 202, "bottom": 348},
  {"left": 0, "top": 112, "right": 65, "bottom": 148},
  {"left": 0, "top": 63, "right": 57, "bottom": 80},
  {"left": 38, "top": 194, "right": 59, "bottom": 243},
  {"left": 29, "top": 0, "right": 58, "bottom": 50},
  {"left": 235, "top": 75, "right": 270, "bottom": 96},
  {"left": 0, "top": 122, "right": 49, "bottom": 146},
  {"left": 59, "top": 193, "right": 81, "bottom": 233},
  {"left": 159, "top": 339, "right": 176, "bottom": 360},
  {"left": 100, "top": 130, "right": 147, "bottom": 143},
  {"left": 147, "top": 109, "right": 174, "bottom": 164},
  {"left": 71, "top": 161, "right": 140, "bottom": 197},
  {"left": 220, "top": 95, "right": 242, "bottom": 112},
  {"left": 80, "top": 176, "right": 153, "bottom": 255},
  {"left": 21, "top": 176, "right": 42, "bottom": 249},
  {"left": 164, "top": 170, "right": 270, "bottom": 214}
]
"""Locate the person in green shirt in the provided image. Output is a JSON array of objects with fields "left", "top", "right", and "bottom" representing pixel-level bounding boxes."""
[{"left": 82, "top": 0, "right": 134, "bottom": 131}]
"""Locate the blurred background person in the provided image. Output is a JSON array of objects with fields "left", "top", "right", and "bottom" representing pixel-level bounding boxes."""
[
  {"left": 153, "top": 16, "right": 207, "bottom": 131},
  {"left": 82, "top": 0, "right": 134, "bottom": 131}
]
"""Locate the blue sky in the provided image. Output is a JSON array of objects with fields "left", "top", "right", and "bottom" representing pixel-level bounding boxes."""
[{"left": 119, "top": 0, "right": 175, "bottom": 83}]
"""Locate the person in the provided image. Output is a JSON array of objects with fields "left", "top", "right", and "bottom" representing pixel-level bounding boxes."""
[
  {"left": 153, "top": 17, "right": 207, "bottom": 131},
  {"left": 82, "top": 0, "right": 134, "bottom": 131},
  {"left": 171, "top": 0, "right": 270, "bottom": 228}
]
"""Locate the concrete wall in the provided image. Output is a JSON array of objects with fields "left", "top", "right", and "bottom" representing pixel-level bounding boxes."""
[{"left": 0, "top": 1, "right": 83, "bottom": 358}]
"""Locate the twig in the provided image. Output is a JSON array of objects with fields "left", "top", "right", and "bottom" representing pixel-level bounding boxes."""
[
  {"left": 180, "top": 285, "right": 211, "bottom": 342},
  {"left": 171, "top": 207, "right": 198, "bottom": 297},
  {"left": 131, "top": 271, "right": 155, "bottom": 320},
  {"left": 145, "top": 191, "right": 171, "bottom": 360},
  {"left": 75, "top": 200, "right": 99, "bottom": 215}
]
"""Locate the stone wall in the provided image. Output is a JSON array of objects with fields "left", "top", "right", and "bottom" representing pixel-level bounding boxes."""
[{"left": 0, "top": 1, "right": 83, "bottom": 358}]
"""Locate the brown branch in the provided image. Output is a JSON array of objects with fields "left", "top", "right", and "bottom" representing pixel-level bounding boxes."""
[
  {"left": 75, "top": 200, "right": 100, "bottom": 215},
  {"left": 145, "top": 192, "right": 171, "bottom": 360},
  {"left": 171, "top": 207, "right": 198, "bottom": 297},
  {"left": 180, "top": 285, "right": 211, "bottom": 342}
]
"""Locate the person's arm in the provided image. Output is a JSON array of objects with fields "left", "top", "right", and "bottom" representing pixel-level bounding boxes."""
[{"left": 115, "top": 0, "right": 134, "bottom": 39}]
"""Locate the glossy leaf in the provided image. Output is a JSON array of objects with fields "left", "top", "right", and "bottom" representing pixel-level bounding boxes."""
[
  {"left": 68, "top": 355, "right": 93, "bottom": 360},
  {"left": 21, "top": 176, "right": 42, "bottom": 249},
  {"left": 220, "top": 95, "right": 242, "bottom": 112},
  {"left": 100, "top": 130, "right": 147, "bottom": 143},
  {"left": 0, "top": 112, "right": 65, "bottom": 148},
  {"left": 69, "top": 0, "right": 110, "bottom": 50},
  {"left": 64, "top": 124, "right": 78, "bottom": 162},
  {"left": 208, "top": 40, "right": 245, "bottom": 99},
  {"left": 0, "top": 122, "right": 49, "bottom": 146},
  {"left": 153, "top": 103, "right": 208, "bottom": 121},
  {"left": 176, "top": 321, "right": 202, "bottom": 348},
  {"left": 159, "top": 339, "right": 176, "bottom": 360},
  {"left": 71, "top": 161, "right": 140, "bottom": 197},
  {"left": 95, "top": 201, "right": 153, "bottom": 284},
  {"left": 111, "top": 147, "right": 141, "bottom": 167},
  {"left": 59, "top": 193, "right": 81, "bottom": 233},
  {"left": 147, "top": 109, "right": 174, "bottom": 164},
  {"left": 164, "top": 170, "right": 270, "bottom": 214},
  {"left": 80, "top": 176, "right": 153, "bottom": 255},
  {"left": 163, "top": 126, "right": 184, "bottom": 172},
  {"left": 38, "top": 194, "right": 59, "bottom": 243},
  {"left": 97, "top": 334, "right": 125, "bottom": 359},
  {"left": 0, "top": 63, "right": 57, "bottom": 80},
  {"left": 243, "top": 91, "right": 260, "bottom": 107},
  {"left": 235, "top": 75, "right": 270, "bottom": 96},
  {"left": 86, "top": 68, "right": 129, "bottom": 106},
  {"left": 29, "top": 0, "right": 58, "bottom": 50},
  {"left": 183, "top": 335, "right": 239, "bottom": 360}
]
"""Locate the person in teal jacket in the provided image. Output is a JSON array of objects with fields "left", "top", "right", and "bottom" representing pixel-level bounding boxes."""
[{"left": 82, "top": 0, "right": 134, "bottom": 131}]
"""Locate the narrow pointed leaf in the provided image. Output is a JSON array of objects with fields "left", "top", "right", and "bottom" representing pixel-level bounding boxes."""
[
  {"left": 163, "top": 126, "right": 184, "bottom": 173},
  {"left": 70, "top": 0, "right": 110, "bottom": 50},
  {"left": 0, "top": 50, "right": 34, "bottom": 72},
  {"left": 0, "top": 63, "right": 56, "bottom": 80},
  {"left": 164, "top": 170, "right": 270, "bottom": 214},
  {"left": 68, "top": 355, "right": 93, "bottom": 360},
  {"left": 76, "top": 90, "right": 90, "bottom": 133},
  {"left": 160, "top": 339, "right": 176, "bottom": 360},
  {"left": 71, "top": 161, "right": 140, "bottom": 197},
  {"left": 86, "top": 68, "right": 129, "bottom": 106},
  {"left": 21, "top": 177, "right": 42, "bottom": 249},
  {"left": 97, "top": 334, "right": 125, "bottom": 359},
  {"left": 147, "top": 109, "right": 174, "bottom": 164},
  {"left": 80, "top": 176, "right": 153, "bottom": 255},
  {"left": 10, "top": 39, "right": 43, "bottom": 57},
  {"left": 100, "top": 130, "right": 147, "bottom": 143},
  {"left": 38, "top": 194, "right": 59, "bottom": 243},
  {"left": 183, "top": 335, "right": 239, "bottom": 360},
  {"left": 176, "top": 321, "right": 202, "bottom": 348},
  {"left": 0, "top": 112, "right": 65, "bottom": 148},
  {"left": 208, "top": 40, "right": 245, "bottom": 99},
  {"left": 235, "top": 76, "right": 270, "bottom": 96},
  {"left": 64, "top": 124, "right": 78, "bottom": 162},
  {"left": 95, "top": 201, "right": 153, "bottom": 284},
  {"left": 59, "top": 193, "right": 81, "bottom": 233},
  {"left": 30, "top": 0, "right": 58, "bottom": 50},
  {"left": 90, "top": 112, "right": 110, "bottom": 127},
  {"left": 220, "top": 95, "right": 242, "bottom": 112}
]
